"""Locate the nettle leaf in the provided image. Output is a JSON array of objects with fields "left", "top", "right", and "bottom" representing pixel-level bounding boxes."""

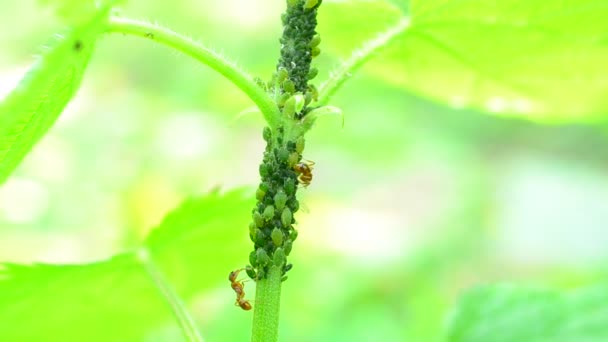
[
  {"left": 0, "top": 6, "right": 112, "bottom": 185},
  {"left": 39, "top": 0, "right": 124, "bottom": 25},
  {"left": 447, "top": 283, "right": 608, "bottom": 342},
  {"left": 0, "top": 189, "right": 252, "bottom": 341},
  {"left": 321, "top": 0, "right": 608, "bottom": 121}
]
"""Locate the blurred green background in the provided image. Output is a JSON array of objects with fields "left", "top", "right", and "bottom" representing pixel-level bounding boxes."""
[{"left": 2, "top": 0, "right": 608, "bottom": 341}]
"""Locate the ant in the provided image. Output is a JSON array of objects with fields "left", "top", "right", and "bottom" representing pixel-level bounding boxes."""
[
  {"left": 228, "top": 268, "right": 252, "bottom": 311},
  {"left": 293, "top": 160, "right": 315, "bottom": 188}
]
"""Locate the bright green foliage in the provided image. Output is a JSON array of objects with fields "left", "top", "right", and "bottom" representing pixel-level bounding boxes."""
[
  {"left": 0, "top": 6, "right": 113, "bottom": 185},
  {"left": 0, "top": 189, "right": 252, "bottom": 341},
  {"left": 39, "top": 0, "right": 124, "bottom": 24},
  {"left": 0, "top": 257, "right": 171, "bottom": 342},
  {"left": 145, "top": 189, "right": 252, "bottom": 297},
  {"left": 447, "top": 283, "right": 608, "bottom": 342},
  {"left": 321, "top": 0, "right": 608, "bottom": 121}
]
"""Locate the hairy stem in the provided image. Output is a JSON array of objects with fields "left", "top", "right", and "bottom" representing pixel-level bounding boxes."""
[
  {"left": 317, "top": 17, "right": 410, "bottom": 106},
  {"left": 105, "top": 16, "right": 281, "bottom": 128},
  {"left": 136, "top": 249, "right": 204, "bottom": 342},
  {"left": 251, "top": 266, "right": 283, "bottom": 342}
]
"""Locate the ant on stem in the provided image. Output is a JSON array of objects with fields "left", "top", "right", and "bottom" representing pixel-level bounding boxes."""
[{"left": 228, "top": 268, "right": 253, "bottom": 311}]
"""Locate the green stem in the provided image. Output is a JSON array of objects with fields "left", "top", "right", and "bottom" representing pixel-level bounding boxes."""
[
  {"left": 317, "top": 17, "right": 410, "bottom": 106},
  {"left": 105, "top": 16, "right": 281, "bottom": 128},
  {"left": 251, "top": 266, "right": 283, "bottom": 342},
  {"left": 136, "top": 249, "right": 204, "bottom": 342}
]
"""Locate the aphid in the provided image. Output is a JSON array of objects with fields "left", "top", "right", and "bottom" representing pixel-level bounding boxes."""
[
  {"left": 228, "top": 268, "right": 253, "bottom": 311},
  {"left": 293, "top": 160, "right": 315, "bottom": 188},
  {"left": 304, "top": 0, "right": 319, "bottom": 9},
  {"left": 307, "top": 84, "right": 319, "bottom": 102}
]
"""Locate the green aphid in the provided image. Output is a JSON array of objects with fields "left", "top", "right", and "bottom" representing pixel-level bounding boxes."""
[
  {"left": 263, "top": 126, "right": 272, "bottom": 142},
  {"left": 307, "top": 84, "right": 319, "bottom": 101},
  {"left": 311, "top": 46, "right": 321, "bottom": 57},
  {"left": 277, "top": 67, "right": 289, "bottom": 83},
  {"left": 257, "top": 269, "right": 266, "bottom": 279},
  {"left": 304, "top": 91, "right": 313, "bottom": 105},
  {"left": 278, "top": 92, "right": 291, "bottom": 107},
  {"left": 255, "top": 229, "right": 266, "bottom": 245},
  {"left": 274, "top": 190, "right": 288, "bottom": 211},
  {"left": 263, "top": 205, "right": 275, "bottom": 221},
  {"left": 249, "top": 222, "right": 257, "bottom": 238},
  {"left": 287, "top": 0, "right": 298, "bottom": 7},
  {"left": 249, "top": 250, "right": 258, "bottom": 266},
  {"left": 284, "top": 239, "right": 293, "bottom": 255},
  {"left": 283, "top": 79, "right": 296, "bottom": 94},
  {"left": 284, "top": 178, "right": 296, "bottom": 196},
  {"left": 246, "top": 265, "right": 257, "bottom": 280},
  {"left": 283, "top": 96, "right": 296, "bottom": 118},
  {"left": 271, "top": 228, "right": 284, "bottom": 246},
  {"left": 287, "top": 152, "right": 300, "bottom": 168},
  {"left": 291, "top": 199, "right": 300, "bottom": 212},
  {"left": 256, "top": 187, "right": 266, "bottom": 202},
  {"left": 253, "top": 211, "right": 264, "bottom": 228},
  {"left": 277, "top": 148, "right": 290, "bottom": 164},
  {"left": 259, "top": 163, "right": 270, "bottom": 177},
  {"left": 256, "top": 248, "right": 270, "bottom": 265},
  {"left": 290, "top": 228, "right": 299, "bottom": 241},
  {"left": 304, "top": 0, "right": 319, "bottom": 9},
  {"left": 281, "top": 208, "right": 293, "bottom": 227},
  {"left": 310, "top": 34, "right": 321, "bottom": 48},
  {"left": 307, "top": 68, "right": 318, "bottom": 80},
  {"left": 273, "top": 247, "right": 286, "bottom": 266},
  {"left": 296, "top": 136, "right": 305, "bottom": 154}
]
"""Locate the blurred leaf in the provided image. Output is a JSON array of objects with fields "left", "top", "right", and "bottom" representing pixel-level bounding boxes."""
[
  {"left": 0, "top": 188, "right": 252, "bottom": 341},
  {"left": 319, "top": 0, "right": 403, "bottom": 55},
  {"left": 0, "top": 7, "right": 111, "bottom": 185},
  {"left": 447, "top": 282, "right": 608, "bottom": 342},
  {"left": 321, "top": 0, "right": 608, "bottom": 121},
  {"left": 145, "top": 188, "right": 252, "bottom": 298},
  {"left": 0, "top": 256, "right": 170, "bottom": 342},
  {"left": 39, "top": 0, "right": 124, "bottom": 24}
]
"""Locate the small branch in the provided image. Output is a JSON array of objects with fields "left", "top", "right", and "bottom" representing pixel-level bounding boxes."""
[
  {"left": 105, "top": 16, "right": 281, "bottom": 128},
  {"left": 251, "top": 266, "right": 283, "bottom": 342},
  {"left": 317, "top": 17, "right": 410, "bottom": 106},
  {"left": 136, "top": 249, "right": 204, "bottom": 342}
]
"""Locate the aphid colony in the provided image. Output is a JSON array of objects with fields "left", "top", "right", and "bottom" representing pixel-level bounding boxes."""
[
  {"left": 276, "top": 0, "right": 322, "bottom": 102},
  {"left": 235, "top": 0, "right": 323, "bottom": 311}
]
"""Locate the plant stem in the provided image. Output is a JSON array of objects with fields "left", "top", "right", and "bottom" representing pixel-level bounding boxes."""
[
  {"left": 317, "top": 17, "right": 410, "bottom": 106},
  {"left": 251, "top": 266, "right": 283, "bottom": 342},
  {"left": 105, "top": 17, "right": 281, "bottom": 128},
  {"left": 136, "top": 249, "right": 204, "bottom": 342}
]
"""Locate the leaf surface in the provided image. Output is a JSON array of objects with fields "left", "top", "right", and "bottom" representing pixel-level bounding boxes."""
[
  {"left": 447, "top": 283, "right": 608, "bottom": 342},
  {"left": 320, "top": 0, "right": 608, "bottom": 121},
  {"left": 0, "top": 188, "right": 252, "bottom": 341},
  {"left": 0, "top": 5, "right": 113, "bottom": 185}
]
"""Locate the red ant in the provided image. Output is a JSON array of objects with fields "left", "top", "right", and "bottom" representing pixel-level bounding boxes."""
[
  {"left": 228, "top": 268, "right": 252, "bottom": 311},
  {"left": 293, "top": 160, "right": 315, "bottom": 188}
]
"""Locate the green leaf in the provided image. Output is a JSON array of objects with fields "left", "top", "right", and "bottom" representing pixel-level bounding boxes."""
[
  {"left": 0, "top": 188, "right": 252, "bottom": 341},
  {"left": 145, "top": 188, "right": 252, "bottom": 298},
  {"left": 447, "top": 283, "right": 608, "bottom": 342},
  {"left": 0, "top": 256, "right": 172, "bottom": 342},
  {"left": 39, "top": 0, "right": 124, "bottom": 24},
  {"left": 321, "top": 0, "right": 608, "bottom": 121},
  {"left": 0, "top": 7, "right": 110, "bottom": 185}
]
